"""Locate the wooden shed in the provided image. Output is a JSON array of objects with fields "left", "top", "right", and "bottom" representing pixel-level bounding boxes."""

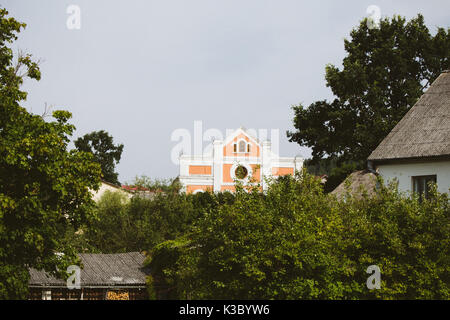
[{"left": 28, "top": 252, "right": 149, "bottom": 300}]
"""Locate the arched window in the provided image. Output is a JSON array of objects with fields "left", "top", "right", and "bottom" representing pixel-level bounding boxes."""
[{"left": 239, "top": 140, "right": 246, "bottom": 152}]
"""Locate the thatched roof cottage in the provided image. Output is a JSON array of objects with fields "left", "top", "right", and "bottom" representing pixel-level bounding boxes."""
[{"left": 368, "top": 70, "right": 450, "bottom": 198}]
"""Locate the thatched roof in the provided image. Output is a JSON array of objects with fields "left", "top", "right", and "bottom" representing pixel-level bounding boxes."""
[
  {"left": 368, "top": 70, "right": 450, "bottom": 161},
  {"left": 331, "top": 170, "right": 378, "bottom": 199},
  {"left": 29, "top": 252, "right": 148, "bottom": 288}
]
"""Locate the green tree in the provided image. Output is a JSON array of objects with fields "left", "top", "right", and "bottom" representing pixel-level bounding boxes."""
[
  {"left": 148, "top": 173, "right": 351, "bottom": 299},
  {"left": 303, "top": 158, "right": 360, "bottom": 193},
  {"left": 288, "top": 14, "right": 450, "bottom": 190},
  {"left": 80, "top": 177, "right": 223, "bottom": 254},
  {"left": 336, "top": 180, "right": 449, "bottom": 299},
  {"left": 75, "top": 130, "right": 124, "bottom": 185},
  {"left": 0, "top": 8, "right": 102, "bottom": 299},
  {"left": 147, "top": 172, "right": 449, "bottom": 299}
]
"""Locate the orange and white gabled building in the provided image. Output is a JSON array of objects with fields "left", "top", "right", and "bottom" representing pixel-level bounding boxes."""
[{"left": 178, "top": 127, "right": 303, "bottom": 193}]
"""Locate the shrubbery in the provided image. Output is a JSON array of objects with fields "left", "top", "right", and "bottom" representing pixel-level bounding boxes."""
[
  {"left": 145, "top": 171, "right": 449, "bottom": 299},
  {"left": 75, "top": 171, "right": 448, "bottom": 299},
  {"left": 69, "top": 178, "right": 235, "bottom": 254}
]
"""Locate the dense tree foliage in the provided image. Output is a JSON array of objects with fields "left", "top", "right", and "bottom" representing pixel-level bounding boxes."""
[
  {"left": 74, "top": 130, "right": 124, "bottom": 185},
  {"left": 0, "top": 8, "right": 102, "bottom": 299},
  {"left": 68, "top": 177, "right": 234, "bottom": 254},
  {"left": 82, "top": 189, "right": 200, "bottom": 253},
  {"left": 288, "top": 14, "right": 450, "bottom": 191},
  {"left": 146, "top": 172, "right": 449, "bottom": 300},
  {"left": 2, "top": 8, "right": 448, "bottom": 300},
  {"left": 304, "top": 158, "right": 360, "bottom": 193},
  {"left": 69, "top": 172, "right": 448, "bottom": 300}
]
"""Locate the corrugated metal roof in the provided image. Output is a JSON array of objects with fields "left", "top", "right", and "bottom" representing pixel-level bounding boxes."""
[
  {"left": 368, "top": 71, "right": 450, "bottom": 161},
  {"left": 29, "top": 252, "right": 148, "bottom": 287}
]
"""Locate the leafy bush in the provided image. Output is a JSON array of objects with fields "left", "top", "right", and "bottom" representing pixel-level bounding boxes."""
[
  {"left": 75, "top": 180, "right": 234, "bottom": 254},
  {"left": 147, "top": 171, "right": 449, "bottom": 300}
]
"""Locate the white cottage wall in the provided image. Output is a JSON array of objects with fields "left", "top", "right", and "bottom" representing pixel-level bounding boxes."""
[{"left": 377, "top": 160, "right": 450, "bottom": 194}]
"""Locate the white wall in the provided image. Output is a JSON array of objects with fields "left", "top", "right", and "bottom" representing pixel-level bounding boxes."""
[
  {"left": 179, "top": 139, "right": 303, "bottom": 192},
  {"left": 91, "top": 182, "right": 132, "bottom": 202},
  {"left": 377, "top": 160, "right": 450, "bottom": 194}
]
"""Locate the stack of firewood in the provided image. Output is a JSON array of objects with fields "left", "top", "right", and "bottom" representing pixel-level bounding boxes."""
[{"left": 106, "top": 291, "right": 130, "bottom": 300}]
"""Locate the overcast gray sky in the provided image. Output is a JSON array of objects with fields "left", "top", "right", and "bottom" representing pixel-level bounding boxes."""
[{"left": 3, "top": 0, "right": 450, "bottom": 183}]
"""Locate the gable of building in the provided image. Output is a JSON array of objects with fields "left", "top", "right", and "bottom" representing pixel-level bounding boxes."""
[{"left": 223, "top": 128, "right": 261, "bottom": 158}]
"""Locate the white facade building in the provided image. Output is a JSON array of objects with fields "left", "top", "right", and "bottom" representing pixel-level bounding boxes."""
[{"left": 179, "top": 127, "right": 303, "bottom": 193}]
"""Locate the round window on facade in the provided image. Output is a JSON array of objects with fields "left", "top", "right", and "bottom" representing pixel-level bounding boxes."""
[{"left": 235, "top": 165, "right": 248, "bottom": 180}]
